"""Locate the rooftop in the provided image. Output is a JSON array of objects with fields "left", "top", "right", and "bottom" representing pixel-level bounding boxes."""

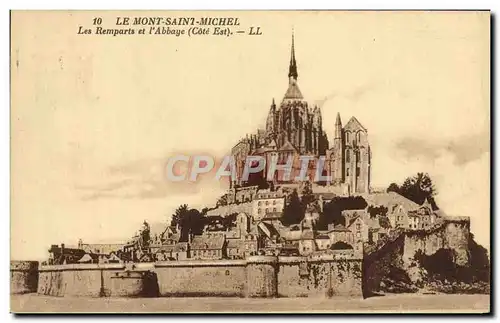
[{"left": 190, "top": 235, "right": 225, "bottom": 250}]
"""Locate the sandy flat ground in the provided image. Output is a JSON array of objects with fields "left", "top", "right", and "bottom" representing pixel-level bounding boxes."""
[{"left": 11, "top": 293, "right": 490, "bottom": 314}]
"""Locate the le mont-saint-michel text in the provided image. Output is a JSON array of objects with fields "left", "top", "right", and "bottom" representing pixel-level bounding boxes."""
[{"left": 77, "top": 17, "right": 263, "bottom": 37}]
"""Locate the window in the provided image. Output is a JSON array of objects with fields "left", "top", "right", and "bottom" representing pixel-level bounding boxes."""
[
  {"left": 356, "top": 167, "right": 360, "bottom": 176},
  {"left": 346, "top": 150, "right": 350, "bottom": 162},
  {"left": 356, "top": 223, "right": 361, "bottom": 231},
  {"left": 346, "top": 132, "right": 350, "bottom": 142},
  {"left": 273, "top": 200, "right": 276, "bottom": 205},
  {"left": 258, "top": 209, "right": 261, "bottom": 214},
  {"left": 357, "top": 132, "right": 361, "bottom": 143},
  {"left": 346, "top": 168, "right": 350, "bottom": 176},
  {"left": 273, "top": 208, "right": 277, "bottom": 212},
  {"left": 258, "top": 201, "right": 261, "bottom": 206},
  {"left": 266, "top": 201, "right": 269, "bottom": 206}
]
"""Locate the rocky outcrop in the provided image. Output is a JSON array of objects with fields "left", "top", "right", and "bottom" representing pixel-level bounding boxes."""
[{"left": 362, "top": 216, "right": 489, "bottom": 297}]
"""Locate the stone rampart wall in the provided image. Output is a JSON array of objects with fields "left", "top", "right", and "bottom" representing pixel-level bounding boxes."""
[{"left": 20, "top": 256, "right": 363, "bottom": 298}]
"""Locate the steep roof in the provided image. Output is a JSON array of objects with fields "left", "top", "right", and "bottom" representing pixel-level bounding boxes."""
[
  {"left": 347, "top": 215, "right": 361, "bottom": 228},
  {"left": 344, "top": 116, "right": 367, "bottom": 132},
  {"left": 362, "top": 191, "right": 420, "bottom": 212},
  {"left": 227, "top": 239, "right": 244, "bottom": 249},
  {"left": 279, "top": 138, "right": 298, "bottom": 152},
  {"left": 329, "top": 224, "right": 351, "bottom": 232},
  {"left": 283, "top": 81, "right": 304, "bottom": 100},
  {"left": 258, "top": 221, "right": 280, "bottom": 239},
  {"left": 190, "top": 235, "right": 225, "bottom": 250},
  {"left": 77, "top": 254, "right": 93, "bottom": 263}
]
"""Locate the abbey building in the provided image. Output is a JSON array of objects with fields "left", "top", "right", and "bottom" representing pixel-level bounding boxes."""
[{"left": 231, "top": 34, "right": 371, "bottom": 195}]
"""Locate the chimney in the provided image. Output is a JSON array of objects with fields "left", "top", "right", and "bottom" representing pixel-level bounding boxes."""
[{"left": 61, "top": 243, "right": 65, "bottom": 254}]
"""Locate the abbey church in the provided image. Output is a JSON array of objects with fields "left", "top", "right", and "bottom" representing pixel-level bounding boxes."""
[{"left": 231, "top": 34, "right": 371, "bottom": 195}]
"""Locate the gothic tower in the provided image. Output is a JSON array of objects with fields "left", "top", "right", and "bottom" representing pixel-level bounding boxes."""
[
  {"left": 268, "top": 32, "right": 328, "bottom": 156},
  {"left": 330, "top": 112, "right": 344, "bottom": 183},
  {"left": 343, "top": 116, "right": 371, "bottom": 194}
]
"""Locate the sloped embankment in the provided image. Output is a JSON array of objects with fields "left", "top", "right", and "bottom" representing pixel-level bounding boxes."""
[{"left": 363, "top": 228, "right": 490, "bottom": 297}]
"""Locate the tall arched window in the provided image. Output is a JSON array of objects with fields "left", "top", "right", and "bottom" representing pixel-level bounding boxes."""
[{"left": 346, "top": 132, "right": 350, "bottom": 143}]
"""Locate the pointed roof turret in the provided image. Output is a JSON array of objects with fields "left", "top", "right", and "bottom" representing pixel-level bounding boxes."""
[
  {"left": 335, "top": 112, "right": 342, "bottom": 139},
  {"left": 288, "top": 30, "right": 298, "bottom": 81},
  {"left": 336, "top": 112, "right": 342, "bottom": 126},
  {"left": 283, "top": 30, "right": 304, "bottom": 101}
]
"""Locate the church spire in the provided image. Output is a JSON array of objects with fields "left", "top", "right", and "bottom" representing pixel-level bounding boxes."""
[
  {"left": 335, "top": 112, "right": 342, "bottom": 139},
  {"left": 288, "top": 30, "right": 298, "bottom": 81}
]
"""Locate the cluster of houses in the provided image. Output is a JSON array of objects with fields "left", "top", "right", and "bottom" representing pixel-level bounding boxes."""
[
  {"left": 47, "top": 240, "right": 124, "bottom": 265},
  {"left": 47, "top": 183, "right": 441, "bottom": 265}
]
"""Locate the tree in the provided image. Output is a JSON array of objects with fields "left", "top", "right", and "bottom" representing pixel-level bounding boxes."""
[
  {"left": 222, "top": 212, "right": 238, "bottom": 230},
  {"left": 300, "top": 181, "right": 315, "bottom": 208},
  {"left": 171, "top": 204, "right": 206, "bottom": 242},
  {"left": 282, "top": 189, "right": 304, "bottom": 225},
  {"left": 367, "top": 205, "right": 388, "bottom": 219},
  {"left": 387, "top": 183, "right": 400, "bottom": 194},
  {"left": 319, "top": 196, "right": 368, "bottom": 229},
  {"left": 387, "top": 173, "right": 438, "bottom": 209},
  {"left": 170, "top": 204, "right": 188, "bottom": 228}
]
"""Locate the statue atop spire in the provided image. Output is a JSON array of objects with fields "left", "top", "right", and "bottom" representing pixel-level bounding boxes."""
[{"left": 288, "top": 30, "right": 298, "bottom": 81}]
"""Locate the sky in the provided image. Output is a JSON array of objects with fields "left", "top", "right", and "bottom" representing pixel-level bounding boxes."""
[{"left": 10, "top": 11, "right": 490, "bottom": 260}]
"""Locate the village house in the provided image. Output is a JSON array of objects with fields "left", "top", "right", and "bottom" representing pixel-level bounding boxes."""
[
  {"left": 407, "top": 198, "right": 438, "bottom": 230},
  {"left": 190, "top": 234, "right": 226, "bottom": 260},
  {"left": 227, "top": 185, "right": 259, "bottom": 204},
  {"left": 161, "top": 225, "right": 180, "bottom": 242},
  {"left": 48, "top": 243, "right": 93, "bottom": 265},
  {"left": 226, "top": 233, "right": 260, "bottom": 259},
  {"left": 226, "top": 239, "right": 245, "bottom": 259},
  {"left": 77, "top": 240, "right": 125, "bottom": 256},
  {"left": 260, "top": 212, "right": 284, "bottom": 229},
  {"left": 362, "top": 192, "right": 420, "bottom": 229},
  {"left": 252, "top": 190, "right": 286, "bottom": 221},
  {"left": 345, "top": 213, "right": 369, "bottom": 242}
]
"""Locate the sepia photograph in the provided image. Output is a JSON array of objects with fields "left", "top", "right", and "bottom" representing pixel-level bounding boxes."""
[{"left": 9, "top": 10, "right": 491, "bottom": 314}]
